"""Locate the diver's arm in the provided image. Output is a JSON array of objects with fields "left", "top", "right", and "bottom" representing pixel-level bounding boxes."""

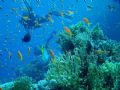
[
  {"left": 48, "top": 11, "right": 73, "bottom": 20},
  {"left": 23, "top": 0, "right": 32, "bottom": 13}
]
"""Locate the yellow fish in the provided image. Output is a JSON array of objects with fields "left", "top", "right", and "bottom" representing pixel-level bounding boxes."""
[
  {"left": 47, "top": 14, "right": 54, "bottom": 23},
  {"left": 40, "top": 46, "right": 44, "bottom": 57},
  {"left": 22, "top": 16, "right": 30, "bottom": 21},
  {"left": 83, "top": 17, "right": 91, "bottom": 26},
  {"left": 95, "top": 50, "right": 107, "bottom": 55},
  {"left": 64, "top": 26, "right": 73, "bottom": 36},
  {"left": 59, "top": 11, "right": 65, "bottom": 17},
  {"left": 18, "top": 50, "right": 23, "bottom": 61},
  {"left": 68, "top": 10, "right": 74, "bottom": 15},
  {"left": 49, "top": 49, "right": 56, "bottom": 63},
  {"left": 47, "top": 17, "right": 54, "bottom": 23}
]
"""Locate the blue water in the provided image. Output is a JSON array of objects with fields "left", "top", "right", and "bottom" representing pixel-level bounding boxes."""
[{"left": 0, "top": 0, "right": 120, "bottom": 83}]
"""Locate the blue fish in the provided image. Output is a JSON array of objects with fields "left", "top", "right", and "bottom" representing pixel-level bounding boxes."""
[{"left": 22, "top": 33, "right": 31, "bottom": 42}]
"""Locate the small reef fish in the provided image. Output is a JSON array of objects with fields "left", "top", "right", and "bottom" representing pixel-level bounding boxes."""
[
  {"left": 64, "top": 26, "right": 72, "bottom": 36},
  {"left": 11, "top": 7, "right": 20, "bottom": 16},
  {"left": 67, "top": 10, "right": 74, "bottom": 15},
  {"left": 4, "top": 48, "right": 12, "bottom": 59},
  {"left": 22, "top": 16, "right": 30, "bottom": 21},
  {"left": 76, "top": 56, "right": 81, "bottom": 63},
  {"left": 8, "top": 51, "right": 12, "bottom": 59},
  {"left": 11, "top": 8, "right": 18, "bottom": 15},
  {"left": 83, "top": 0, "right": 93, "bottom": 10},
  {"left": 22, "top": 32, "right": 31, "bottom": 42},
  {"left": 86, "top": 4, "right": 93, "bottom": 10},
  {"left": 40, "top": 46, "right": 44, "bottom": 56},
  {"left": 95, "top": 50, "right": 107, "bottom": 55},
  {"left": 59, "top": 11, "right": 65, "bottom": 17},
  {"left": 40, "top": 46, "right": 49, "bottom": 63},
  {"left": 47, "top": 14, "right": 54, "bottom": 23},
  {"left": 28, "top": 47, "right": 31, "bottom": 55},
  {"left": 18, "top": 50, "right": 23, "bottom": 61},
  {"left": 49, "top": 49, "right": 56, "bottom": 63},
  {"left": 49, "top": 49, "right": 55, "bottom": 59},
  {"left": 11, "top": 8, "right": 17, "bottom": 12},
  {"left": 83, "top": 17, "right": 91, "bottom": 26}
]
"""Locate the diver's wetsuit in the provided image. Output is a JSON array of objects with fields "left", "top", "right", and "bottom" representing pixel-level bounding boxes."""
[
  {"left": 49, "top": 11, "right": 73, "bottom": 20},
  {"left": 20, "top": 0, "right": 73, "bottom": 42},
  {"left": 20, "top": 0, "right": 48, "bottom": 29},
  {"left": 20, "top": 0, "right": 73, "bottom": 29},
  {"left": 20, "top": 0, "right": 40, "bottom": 30}
]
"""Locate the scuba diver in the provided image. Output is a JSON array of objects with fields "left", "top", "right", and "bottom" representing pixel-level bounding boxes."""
[{"left": 20, "top": 0, "right": 73, "bottom": 42}]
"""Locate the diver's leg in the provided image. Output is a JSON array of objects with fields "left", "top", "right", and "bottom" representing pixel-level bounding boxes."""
[{"left": 23, "top": 0, "right": 32, "bottom": 12}]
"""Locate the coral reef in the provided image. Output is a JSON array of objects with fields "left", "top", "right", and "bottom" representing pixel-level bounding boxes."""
[
  {"left": 0, "top": 76, "right": 34, "bottom": 90},
  {"left": 45, "top": 21, "right": 120, "bottom": 90},
  {"left": 1, "top": 21, "right": 120, "bottom": 90},
  {"left": 0, "top": 82, "right": 14, "bottom": 90}
]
